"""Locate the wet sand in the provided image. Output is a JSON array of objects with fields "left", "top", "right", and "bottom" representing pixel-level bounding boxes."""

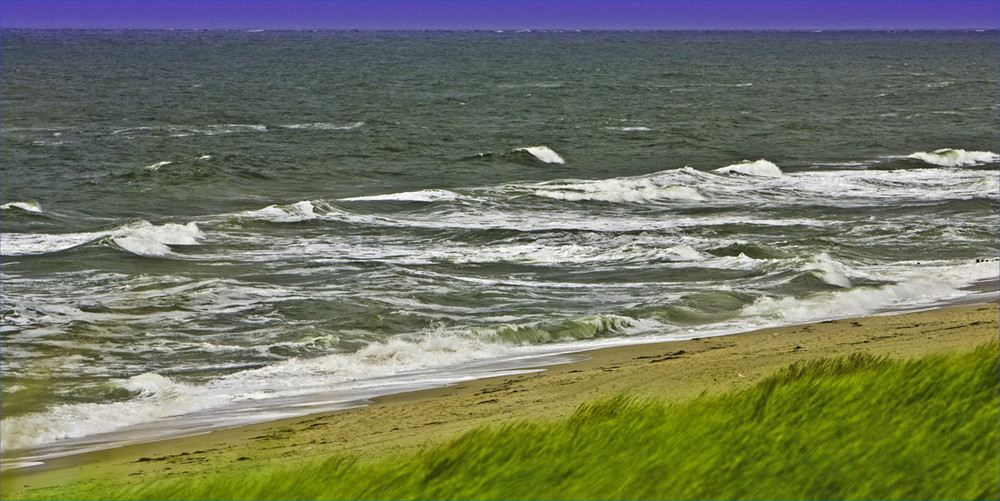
[{"left": 2, "top": 300, "right": 997, "bottom": 499}]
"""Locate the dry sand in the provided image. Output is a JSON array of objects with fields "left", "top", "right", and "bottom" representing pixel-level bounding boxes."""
[{"left": 2, "top": 300, "right": 997, "bottom": 499}]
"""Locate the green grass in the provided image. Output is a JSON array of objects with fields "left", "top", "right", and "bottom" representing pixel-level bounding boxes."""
[{"left": 38, "top": 342, "right": 1000, "bottom": 500}]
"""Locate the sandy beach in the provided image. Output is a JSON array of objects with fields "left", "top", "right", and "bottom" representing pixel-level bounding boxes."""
[{"left": 2, "top": 299, "right": 997, "bottom": 499}]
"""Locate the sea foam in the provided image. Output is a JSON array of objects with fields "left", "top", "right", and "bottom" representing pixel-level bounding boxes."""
[
  {"left": 906, "top": 148, "right": 999, "bottom": 167},
  {"left": 517, "top": 146, "right": 566, "bottom": 164},
  {"left": 341, "top": 189, "right": 465, "bottom": 203},
  {"left": 244, "top": 200, "right": 324, "bottom": 222},
  {"left": 0, "top": 201, "right": 43, "bottom": 213},
  {"left": 0, "top": 328, "right": 527, "bottom": 453},
  {"left": 110, "top": 221, "right": 203, "bottom": 257},
  {"left": 532, "top": 173, "right": 705, "bottom": 204},
  {"left": 144, "top": 161, "right": 173, "bottom": 171},
  {"left": 278, "top": 122, "right": 364, "bottom": 131},
  {"left": 1, "top": 231, "right": 105, "bottom": 256},
  {"left": 714, "top": 159, "right": 783, "bottom": 177},
  {"left": 800, "top": 253, "right": 853, "bottom": 288},
  {"left": 1, "top": 221, "right": 204, "bottom": 257},
  {"left": 743, "top": 258, "right": 998, "bottom": 325}
]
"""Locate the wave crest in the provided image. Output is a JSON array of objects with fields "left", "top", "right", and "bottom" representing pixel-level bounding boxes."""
[
  {"left": 533, "top": 176, "right": 704, "bottom": 204},
  {"left": 341, "top": 189, "right": 465, "bottom": 203},
  {"left": 109, "top": 221, "right": 203, "bottom": 257},
  {"left": 906, "top": 148, "right": 999, "bottom": 167},
  {"left": 0, "top": 201, "right": 43, "bottom": 213},
  {"left": 1, "top": 221, "right": 202, "bottom": 257},
  {"left": 714, "top": 159, "right": 783, "bottom": 177},
  {"left": 515, "top": 146, "right": 565, "bottom": 164},
  {"left": 278, "top": 122, "right": 364, "bottom": 131}
]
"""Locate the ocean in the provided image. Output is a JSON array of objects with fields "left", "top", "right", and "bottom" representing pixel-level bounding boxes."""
[{"left": 1, "top": 29, "right": 997, "bottom": 465}]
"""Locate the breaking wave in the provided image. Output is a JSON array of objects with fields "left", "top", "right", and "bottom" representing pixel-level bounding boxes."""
[
  {"left": 906, "top": 148, "right": 999, "bottom": 167},
  {"left": 0, "top": 221, "right": 203, "bottom": 257},
  {"left": 144, "top": 160, "right": 173, "bottom": 171},
  {"left": 532, "top": 176, "right": 704, "bottom": 204},
  {"left": 340, "top": 189, "right": 466, "bottom": 203},
  {"left": 514, "top": 146, "right": 566, "bottom": 164},
  {"left": 108, "top": 221, "right": 204, "bottom": 257},
  {"left": 742, "top": 259, "right": 998, "bottom": 325},
  {"left": 0, "top": 201, "right": 43, "bottom": 213},
  {"left": 714, "top": 159, "right": 783, "bottom": 177}
]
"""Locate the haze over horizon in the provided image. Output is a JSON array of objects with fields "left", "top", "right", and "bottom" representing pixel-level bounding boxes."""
[{"left": 1, "top": 0, "right": 998, "bottom": 31}]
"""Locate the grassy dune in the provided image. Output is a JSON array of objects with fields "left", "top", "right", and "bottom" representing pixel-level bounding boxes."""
[{"left": 51, "top": 341, "right": 998, "bottom": 500}]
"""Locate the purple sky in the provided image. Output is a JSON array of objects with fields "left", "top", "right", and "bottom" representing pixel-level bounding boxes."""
[{"left": 1, "top": 1, "right": 997, "bottom": 30}]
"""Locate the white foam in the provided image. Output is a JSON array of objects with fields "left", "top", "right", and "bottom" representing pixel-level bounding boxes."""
[
  {"left": 144, "top": 161, "right": 173, "bottom": 171},
  {"left": 341, "top": 189, "right": 464, "bottom": 203},
  {"left": 0, "top": 329, "right": 523, "bottom": 453},
  {"left": 606, "top": 126, "right": 652, "bottom": 132},
  {"left": 971, "top": 176, "right": 999, "bottom": 198},
  {"left": 0, "top": 201, "right": 43, "bottom": 213},
  {"left": 1, "top": 221, "right": 203, "bottom": 258},
  {"left": 243, "top": 200, "right": 322, "bottom": 223},
  {"left": 119, "top": 373, "right": 178, "bottom": 396},
  {"left": 239, "top": 200, "right": 383, "bottom": 227},
  {"left": 743, "top": 259, "right": 999, "bottom": 325},
  {"left": 110, "top": 221, "right": 203, "bottom": 257},
  {"left": 714, "top": 159, "right": 783, "bottom": 177},
  {"left": 1, "top": 231, "right": 104, "bottom": 256},
  {"left": 415, "top": 240, "right": 707, "bottom": 266},
  {"left": 0, "top": 374, "right": 208, "bottom": 452},
  {"left": 279, "top": 122, "right": 364, "bottom": 131},
  {"left": 0, "top": 309, "right": 677, "bottom": 453},
  {"left": 906, "top": 148, "right": 999, "bottom": 167},
  {"left": 212, "top": 124, "right": 267, "bottom": 134},
  {"left": 158, "top": 124, "right": 267, "bottom": 137},
  {"left": 801, "top": 253, "right": 852, "bottom": 288},
  {"left": 518, "top": 146, "right": 565, "bottom": 164},
  {"left": 533, "top": 176, "right": 704, "bottom": 204}
]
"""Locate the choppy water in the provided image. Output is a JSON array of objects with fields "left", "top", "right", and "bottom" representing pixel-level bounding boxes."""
[{"left": 1, "top": 30, "right": 998, "bottom": 462}]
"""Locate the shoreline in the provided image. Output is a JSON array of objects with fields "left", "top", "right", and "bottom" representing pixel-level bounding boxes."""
[
  {"left": 2, "top": 299, "right": 998, "bottom": 498},
  {"left": 5, "top": 279, "right": 997, "bottom": 467}
]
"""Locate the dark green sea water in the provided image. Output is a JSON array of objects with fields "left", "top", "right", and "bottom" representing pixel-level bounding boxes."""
[{"left": 1, "top": 30, "right": 997, "bottom": 463}]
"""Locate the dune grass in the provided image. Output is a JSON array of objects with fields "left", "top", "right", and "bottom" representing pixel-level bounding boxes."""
[{"left": 35, "top": 342, "right": 1000, "bottom": 500}]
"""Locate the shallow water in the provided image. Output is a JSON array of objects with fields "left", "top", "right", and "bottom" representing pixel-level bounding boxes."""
[{"left": 1, "top": 29, "right": 998, "bottom": 459}]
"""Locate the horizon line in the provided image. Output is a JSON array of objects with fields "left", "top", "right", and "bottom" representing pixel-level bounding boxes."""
[{"left": 3, "top": 27, "right": 997, "bottom": 32}]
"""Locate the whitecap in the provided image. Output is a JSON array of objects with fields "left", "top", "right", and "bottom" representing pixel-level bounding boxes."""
[
  {"left": 743, "top": 258, "right": 998, "bottom": 325},
  {"left": 1, "top": 221, "right": 203, "bottom": 257},
  {"left": 801, "top": 253, "right": 852, "bottom": 288},
  {"left": 0, "top": 327, "right": 529, "bottom": 453},
  {"left": 906, "top": 148, "right": 999, "bottom": 167},
  {"left": 0, "top": 201, "right": 43, "bottom": 213},
  {"left": 516, "top": 146, "right": 566, "bottom": 164},
  {"left": 242, "top": 200, "right": 323, "bottom": 223},
  {"left": 1, "top": 231, "right": 104, "bottom": 256},
  {"left": 240, "top": 200, "right": 379, "bottom": 226},
  {"left": 110, "top": 221, "right": 203, "bottom": 257},
  {"left": 714, "top": 159, "right": 783, "bottom": 177},
  {"left": 532, "top": 174, "right": 705, "bottom": 204},
  {"left": 118, "top": 373, "right": 179, "bottom": 396},
  {"left": 605, "top": 126, "right": 652, "bottom": 132},
  {"left": 340, "top": 189, "right": 464, "bottom": 203},
  {"left": 0, "top": 373, "right": 205, "bottom": 453},
  {"left": 144, "top": 160, "right": 173, "bottom": 171},
  {"left": 278, "top": 122, "right": 364, "bottom": 131}
]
